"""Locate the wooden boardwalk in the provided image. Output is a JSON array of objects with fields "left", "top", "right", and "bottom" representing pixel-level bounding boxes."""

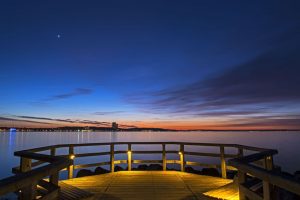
[{"left": 61, "top": 171, "right": 235, "bottom": 200}]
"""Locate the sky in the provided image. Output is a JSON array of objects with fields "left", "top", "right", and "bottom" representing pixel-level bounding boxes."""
[{"left": 0, "top": 0, "right": 300, "bottom": 130}]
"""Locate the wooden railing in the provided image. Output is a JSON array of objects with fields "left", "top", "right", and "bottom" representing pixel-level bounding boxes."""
[
  {"left": 0, "top": 142, "right": 299, "bottom": 200},
  {"left": 229, "top": 149, "right": 300, "bottom": 200},
  {"left": 0, "top": 150, "right": 71, "bottom": 200}
]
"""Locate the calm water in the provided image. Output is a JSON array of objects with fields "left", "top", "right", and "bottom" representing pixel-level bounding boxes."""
[{"left": 0, "top": 131, "right": 300, "bottom": 179}]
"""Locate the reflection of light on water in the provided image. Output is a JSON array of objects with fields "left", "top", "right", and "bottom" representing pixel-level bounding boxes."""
[
  {"left": 111, "top": 131, "right": 117, "bottom": 142},
  {"left": 8, "top": 128, "right": 17, "bottom": 147},
  {"left": 9, "top": 131, "right": 14, "bottom": 147}
]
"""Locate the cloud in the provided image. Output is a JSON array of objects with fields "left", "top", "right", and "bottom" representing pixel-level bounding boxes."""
[
  {"left": 16, "top": 115, "right": 110, "bottom": 126},
  {"left": 216, "top": 115, "right": 300, "bottom": 129},
  {"left": 43, "top": 88, "right": 93, "bottom": 101},
  {"left": 0, "top": 117, "right": 53, "bottom": 125},
  {"left": 0, "top": 115, "right": 139, "bottom": 128},
  {"left": 126, "top": 28, "right": 300, "bottom": 120},
  {"left": 93, "top": 111, "right": 125, "bottom": 115}
]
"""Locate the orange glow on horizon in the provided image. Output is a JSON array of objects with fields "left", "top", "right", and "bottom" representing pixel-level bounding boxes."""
[{"left": 1, "top": 118, "right": 299, "bottom": 131}]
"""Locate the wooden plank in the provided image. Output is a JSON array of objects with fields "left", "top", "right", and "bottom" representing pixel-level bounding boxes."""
[
  {"left": 133, "top": 160, "right": 162, "bottom": 164},
  {"left": 186, "top": 161, "right": 219, "bottom": 168},
  {"left": 128, "top": 144, "right": 132, "bottom": 171},
  {"left": 166, "top": 160, "right": 180, "bottom": 164},
  {"left": 110, "top": 144, "right": 114, "bottom": 172},
  {"left": 39, "top": 188, "right": 59, "bottom": 200},
  {"left": 58, "top": 182, "right": 94, "bottom": 200},
  {"left": 162, "top": 144, "right": 166, "bottom": 171},
  {"left": 68, "top": 146, "right": 74, "bottom": 179},
  {"left": 180, "top": 144, "right": 185, "bottom": 172},
  {"left": 114, "top": 160, "right": 127, "bottom": 164},
  {"left": 220, "top": 146, "right": 227, "bottom": 179},
  {"left": 62, "top": 171, "right": 234, "bottom": 200},
  {"left": 239, "top": 184, "right": 263, "bottom": 200},
  {"left": 75, "top": 152, "right": 110, "bottom": 157},
  {"left": 203, "top": 182, "right": 238, "bottom": 200},
  {"left": 238, "top": 170, "right": 247, "bottom": 200},
  {"left": 74, "top": 162, "right": 110, "bottom": 169}
]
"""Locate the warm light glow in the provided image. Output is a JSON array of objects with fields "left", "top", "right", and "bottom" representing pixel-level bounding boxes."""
[
  {"left": 70, "top": 154, "right": 75, "bottom": 159},
  {"left": 128, "top": 151, "right": 132, "bottom": 154},
  {"left": 178, "top": 152, "right": 182, "bottom": 155}
]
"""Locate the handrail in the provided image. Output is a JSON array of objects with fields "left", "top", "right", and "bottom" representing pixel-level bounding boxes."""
[
  {"left": 0, "top": 156, "right": 69, "bottom": 195},
  {"left": 24, "top": 142, "right": 270, "bottom": 151},
  {"left": 0, "top": 142, "right": 288, "bottom": 200},
  {"left": 0, "top": 151, "right": 71, "bottom": 199},
  {"left": 229, "top": 149, "right": 300, "bottom": 199},
  {"left": 231, "top": 149, "right": 278, "bottom": 163}
]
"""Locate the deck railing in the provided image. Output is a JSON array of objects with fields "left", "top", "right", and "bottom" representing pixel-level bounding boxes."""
[
  {"left": 229, "top": 149, "right": 300, "bottom": 200},
  {"left": 0, "top": 142, "right": 299, "bottom": 200}
]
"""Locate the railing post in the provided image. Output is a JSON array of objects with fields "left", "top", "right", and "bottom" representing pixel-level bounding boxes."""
[
  {"left": 68, "top": 145, "right": 74, "bottom": 179},
  {"left": 263, "top": 181, "right": 271, "bottom": 200},
  {"left": 220, "top": 146, "right": 227, "bottom": 179},
  {"left": 50, "top": 147, "right": 59, "bottom": 185},
  {"left": 263, "top": 156, "right": 273, "bottom": 200},
  {"left": 162, "top": 144, "right": 166, "bottom": 171},
  {"left": 179, "top": 144, "right": 185, "bottom": 172},
  {"left": 238, "top": 170, "right": 247, "bottom": 200},
  {"left": 128, "top": 144, "right": 132, "bottom": 171},
  {"left": 110, "top": 144, "right": 115, "bottom": 172},
  {"left": 20, "top": 157, "right": 32, "bottom": 172},
  {"left": 20, "top": 180, "right": 38, "bottom": 200},
  {"left": 20, "top": 157, "right": 36, "bottom": 200},
  {"left": 264, "top": 156, "right": 273, "bottom": 170},
  {"left": 50, "top": 172, "right": 59, "bottom": 185},
  {"left": 238, "top": 147, "right": 244, "bottom": 157},
  {"left": 50, "top": 146, "right": 56, "bottom": 157}
]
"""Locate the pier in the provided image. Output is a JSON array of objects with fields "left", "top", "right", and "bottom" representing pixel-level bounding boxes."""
[{"left": 0, "top": 142, "right": 300, "bottom": 200}]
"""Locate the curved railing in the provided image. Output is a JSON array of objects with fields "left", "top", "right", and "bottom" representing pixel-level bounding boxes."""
[{"left": 0, "top": 142, "right": 299, "bottom": 200}]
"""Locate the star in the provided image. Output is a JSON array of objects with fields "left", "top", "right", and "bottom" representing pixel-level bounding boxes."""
[{"left": 57, "top": 34, "right": 61, "bottom": 39}]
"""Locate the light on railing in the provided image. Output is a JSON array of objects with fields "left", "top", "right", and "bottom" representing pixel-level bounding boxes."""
[
  {"left": 70, "top": 154, "right": 75, "bottom": 160},
  {"left": 178, "top": 152, "right": 182, "bottom": 155},
  {"left": 128, "top": 151, "right": 132, "bottom": 154}
]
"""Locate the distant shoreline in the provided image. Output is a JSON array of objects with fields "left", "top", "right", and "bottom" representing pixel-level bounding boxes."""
[{"left": 0, "top": 127, "right": 299, "bottom": 132}]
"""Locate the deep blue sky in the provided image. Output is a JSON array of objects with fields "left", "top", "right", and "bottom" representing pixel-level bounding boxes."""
[{"left": 1, "top": 0, "right": 300, "bottom": 129}]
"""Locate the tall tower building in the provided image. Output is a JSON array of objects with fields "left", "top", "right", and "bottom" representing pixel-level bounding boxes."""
[{"left": 112, "top": 122, "right": 118, "bottom": 130}]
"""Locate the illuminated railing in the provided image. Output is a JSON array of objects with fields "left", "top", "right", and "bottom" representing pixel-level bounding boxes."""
[{"left": 0, "top": 142, "right": 299, "bottom": 200}]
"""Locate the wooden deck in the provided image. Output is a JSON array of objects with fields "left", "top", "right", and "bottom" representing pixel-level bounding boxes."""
[{"left": 61, "top": 171, "right": 236, "bottom": 200}]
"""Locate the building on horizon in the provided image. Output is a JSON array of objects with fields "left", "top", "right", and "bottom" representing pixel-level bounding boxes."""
[{"left": 112, "top": 122, "right": 118, "bottom": 130}]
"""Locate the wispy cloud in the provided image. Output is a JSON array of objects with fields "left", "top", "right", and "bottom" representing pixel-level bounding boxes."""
[
  {"left": 125, "top": 28, "right": 300, "bottom": 125},
  {"left": 0, "top": 115, "right": 139, "bottom": 128},
  {"left": 93, "top": 111, "right": 125, "bottom": 115},
  {"left": 0, "top": 117, "right": 53, "bottom": 125},
  {"left": 43, "top": 88, "right": 93, "bottom": 101},
  {"left": 16, "top": 115, "right": 110, "bottom": 126}
]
